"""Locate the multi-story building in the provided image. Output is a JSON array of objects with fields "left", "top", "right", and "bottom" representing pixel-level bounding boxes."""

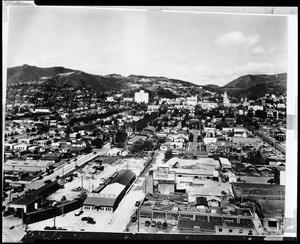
[{"left": 134, "top": 90, "right": 149, "bottom": 104}]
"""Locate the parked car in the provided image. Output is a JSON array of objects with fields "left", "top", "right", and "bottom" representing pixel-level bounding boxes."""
[
  {"left": 75, "top": 210, "right": 83, "bottom": 216},
  {"left": 44, "top": 180, "right": 52, "bottom": 184},
  {"left": 156, "top": 221, "right": 162, "bottom": 228},
  {"left": 12, "top": 195, "right": 19, "bottom": 201},
  {"left": 135, "top": 201, "right": 141, "bottom": 207},
  {"left": 16, "top": 187, "right": 24, "bottom": 193},
  {"left": 81, "top": 216, "right": 93, "bottom": 222},
  {"left": 162, "top": 222, "right": 168, "bottom": 229},
  {"left": 87, "top": 219, "right": 96, "bottom": 224},
  {"left": 9, "top": 226, "right": 14, "bottom": 230},
  {"left": 151, "top": 221, "right": 156, "bottom": 227},
  {"left": 25, "top": 189, "right": 32, "bottom": 194},
  {"left": 131, "top": 215, "right": 137, "bottom": 222},
  {"left": 44, "top": 226, "right": 52, "bottom": 230},
  {"left": 3, "top": 210, "right": 12, "bottom": 217},
  {"left": 145, "top": 220, "right": 151, "bottom": 227}
]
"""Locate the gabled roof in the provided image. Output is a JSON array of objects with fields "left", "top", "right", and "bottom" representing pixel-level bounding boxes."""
[
  {"left": 196, "top": 196, "right": 208, "bottom": 206},
  {"left": 206, "top": 196, "right": 221, "bottom": 202},
  {"left": 100, "top": 183, "right": 125, "bottom": 197},
  {"left": 8, "top": 194, "right": 40, "bottom": 206},
  {"left": 110, "top": 170, "right": 136, "bottom": 187}
]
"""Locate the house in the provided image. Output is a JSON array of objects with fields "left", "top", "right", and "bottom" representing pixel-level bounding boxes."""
[
  {"left": 72, "top": 140, "right": 86, "bottom": 148},
  {"left": 195, "top": 196, "right": 208, "bottom": 210},
  {"left": 32, "top": 107, "right": 51, "bottom": 113},
  {"left": 12, "top": 143, "right": 28, "bottom": 152},
  {"left": 106, "top": 148, "right": 122, "bottom": 156},
  {"left": 127, "top": 135, "right": 148, "bottom": 145},
  {"left": 274, "top": 166, "right": 286, "bottom": 185},
  {"left": 257, "top": 166, "right": 274, "bottom": 177},
  {"left": 219, "top": 157, "right": 232, "bottom": 170},
  {"left": 33, "top": 139, "right": 51, "bottom": 147},
  {"left": 40, "top": 153, "right": 62, "bottom": 163},
  {"left": 206, "top": 196, "right": 221, "bottom": 207}
]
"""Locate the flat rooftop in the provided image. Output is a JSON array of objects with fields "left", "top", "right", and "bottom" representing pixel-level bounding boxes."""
[{"left": 140, "top": 193, "right": 253, "bottom": 217}]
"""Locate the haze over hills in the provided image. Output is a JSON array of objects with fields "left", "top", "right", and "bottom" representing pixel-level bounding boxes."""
[{"left": 6, "top": 64, "right": 287, "bottom": 100}]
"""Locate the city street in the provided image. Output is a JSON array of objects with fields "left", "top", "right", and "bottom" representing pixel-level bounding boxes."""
[{"left": 4, "top": 144, "right": 111, "bottom": 206}]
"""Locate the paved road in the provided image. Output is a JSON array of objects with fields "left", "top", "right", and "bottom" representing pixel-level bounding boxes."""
[{"left": 255, "top": 130, "right": 286, "bottom": 155}]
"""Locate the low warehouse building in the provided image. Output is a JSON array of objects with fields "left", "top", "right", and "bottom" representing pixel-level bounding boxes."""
[
  {"left": 6, "top": 181, "right": 60, "bottom": 215},
  {"left": 83, "top": 170, "right": 136, "bottom": 212},
  {"left": 4, "top": 159, "right": 53, "bottom": 172}
]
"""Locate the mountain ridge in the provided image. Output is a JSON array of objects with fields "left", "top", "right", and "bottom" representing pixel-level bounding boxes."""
[{"left": 6, "top": 64, "right": 287, "bottom": 100}]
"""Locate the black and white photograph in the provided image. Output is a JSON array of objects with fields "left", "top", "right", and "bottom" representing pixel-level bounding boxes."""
[{"left": 2, "top": 4, "right": 297, "bottom": 242}]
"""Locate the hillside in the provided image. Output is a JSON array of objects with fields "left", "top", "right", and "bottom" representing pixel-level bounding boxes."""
[
  {"left": 6, "top": 64, "right": 287, "bottom": 100},
  {"left": 6, "top": 65, "right": 198, "bottom": 94},
  {"left": 7, "top": 64, "right": 76, "bottom": 84},
  {"left": 45, "top": 71, "right": 130, "bottom": 91},
  {"left": 220, "top": 73, "right": 287, "bottom": 100},
  {"left": 223, "top": 73, "right": 287, "bottom": 89}
]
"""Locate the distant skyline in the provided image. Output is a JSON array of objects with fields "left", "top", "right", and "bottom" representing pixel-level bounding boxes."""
[{"left": 6, "top": 6, "right": 288, "bottom": 86}]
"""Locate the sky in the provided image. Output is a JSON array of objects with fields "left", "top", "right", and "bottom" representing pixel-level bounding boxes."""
[{"left": 6, "top": 6, "right": 288, "bottom": 86}]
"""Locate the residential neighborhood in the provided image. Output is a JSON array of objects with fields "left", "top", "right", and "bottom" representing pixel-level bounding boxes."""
[{"left": 3, "top": 5, "right": 296, "bottom": 243}]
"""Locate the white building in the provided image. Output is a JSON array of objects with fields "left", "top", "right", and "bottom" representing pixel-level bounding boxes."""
[
  {"left": 4, "top": 159, "right": 53, "bottom": 172},
  {"left": 134, "top": 90, "right": 149, "bottom": 104},
  {"left": 13, "top": 143, "right": 28, "bottom": 151},
  {"left": 186, "top": 96, "right": 198, "bottom": 106},
  {"left": 32, "top": 107, "right": 51, "bottom": 113},
  {"left": 223, "top": 91, "right": 230, "bottom": 105},
  {"left": 106, "top": 96, "right": 115, "bottom": 102}
]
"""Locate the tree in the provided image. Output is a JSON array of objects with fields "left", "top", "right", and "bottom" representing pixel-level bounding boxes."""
[
  {"left": 255, "top": 110, "right": 267, "bottom": 120},
  {"left": 115, "top": 129, "right": 127, "bottom": 143},
  {"left": 215, "top": 124, "right": 222, "bottom": 131},
  {"left": 164, "top": 149, "right": 173, "bottom": 161},
  {"left": 143, "top": 140, "right": 154, "bottom": 151},
  {"left": 91, "top": 138, "right": 103, "bottom": 148},
  {"left": 130, "top": 139, "right": 144, "bottom": 154},
  {"left": 157, "top": 137, "right": 166, "bottom": 144}
]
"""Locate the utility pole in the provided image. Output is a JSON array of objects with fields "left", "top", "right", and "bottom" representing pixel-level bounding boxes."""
[
  {"left": 9, "top": 188, "right": 12, "bottom": 202},
  {"left": 53, "top": 203, "right": 57, "bottom": 228},
  {"left": 62, "top": 164, "right": 64, "bottom": 181},
  {"left": 137, "top": 207, "right": 140, "bottom": 233}
]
